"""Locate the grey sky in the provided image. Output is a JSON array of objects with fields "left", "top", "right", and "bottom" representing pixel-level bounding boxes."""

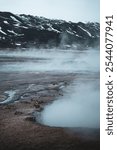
[{"left": 0, "top": 0, "right": 99, "bottom": 22}]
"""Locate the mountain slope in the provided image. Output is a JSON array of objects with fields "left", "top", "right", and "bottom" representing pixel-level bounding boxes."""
[{"left": 0, "top": 12, "right": 100, "bottom": 49}]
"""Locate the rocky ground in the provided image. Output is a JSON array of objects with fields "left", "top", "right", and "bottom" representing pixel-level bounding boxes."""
[{"left": 0, "top": 72, "right": 100, "bottom": 150}]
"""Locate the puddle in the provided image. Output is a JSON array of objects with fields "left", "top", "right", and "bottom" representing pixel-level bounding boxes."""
[{"left": 0, "top": 90, "right": 16, "bottom": 104}]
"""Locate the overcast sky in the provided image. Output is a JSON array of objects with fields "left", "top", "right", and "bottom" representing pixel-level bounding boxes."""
[{"left": 0, "top": 0, "right": 99, "bottom": 22}]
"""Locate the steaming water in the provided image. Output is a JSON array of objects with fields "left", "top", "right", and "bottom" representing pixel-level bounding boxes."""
[{"left": 0, "top": 48, "right": 99, "bottom": 128}]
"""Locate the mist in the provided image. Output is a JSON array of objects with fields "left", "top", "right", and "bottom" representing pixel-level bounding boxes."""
[
  {"left": 39, "top": 78, "right": 99, "bottom": 128},
  {"left": 0, "top": 48, "right": 99, "bottom": 73},
  {"left": 0, "top": 48, "right": 100, "bottom": 128}
]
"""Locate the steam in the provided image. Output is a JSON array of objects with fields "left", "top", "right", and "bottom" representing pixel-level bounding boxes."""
[
  {"left": 39, "top": 78, "right": 99, "bottom": 128},
  {"left": 0, "top": 48, "right": 99, "bottom": 73}
]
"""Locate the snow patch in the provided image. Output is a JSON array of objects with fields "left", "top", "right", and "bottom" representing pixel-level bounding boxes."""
[
  {"left": 15, "top": 43, "right": 21, "bottom": 46},
  {"left": 0, "top": 27, "right": 7, "bottom": 35},
  {"left": 10, "top": 16, "right": 21, "bottom": 23},
  {"left": 3, "top": 21, "right": 9, "bottom": 24},
  {"left": 2, "top": 37, "right": 6, "bottom": 40},
  {"left": 47, "top": 25, "right": 60, "bottom": 33},
  {"left": 21, "top": 26, "right": 28, "bottom": 29},
  {"left": 78, "top": 26, "right": 92, "bottom": 37},
  {"left": 7, "top": 30, "right": 17, "bottom": 35},
  {"left": 17, "top": 34, "right": 24, "bottom": 36},
  {"left": 14, "top": 23, "right": 20, "bottom": 27},
  {"left": 75, "top": 34, "right": 81, "bottom": 37},
  {"left": 7, "top": 30, "right": 24, "bottom": 36},
  {"left": 66, "top": 30, "right": 74, "bottom": 35},
  {"left": 39, "top": 25, "right": 45, "bottom": 30}
]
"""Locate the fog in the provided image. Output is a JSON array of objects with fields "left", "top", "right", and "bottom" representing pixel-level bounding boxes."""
[{"left": 0, "top": 49, "right": 99, "bottom": 73}]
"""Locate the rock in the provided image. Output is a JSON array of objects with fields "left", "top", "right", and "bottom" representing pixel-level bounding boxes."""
[
  {"left": 25, "top": 116, "right": 36, "bottom": 122},
  {"left": 14, "top": 111, "right": 23, "bottom": 115},
  {"left": 0, "top": 95, "right": 7, "bottom": 102},
  {"left": 33, "top": 100, "right": 41, "bottom": 108}
]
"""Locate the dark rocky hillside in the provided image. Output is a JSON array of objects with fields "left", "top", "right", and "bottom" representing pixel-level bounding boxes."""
[{"left": 0, "top": 12, "right": 100, "bottom": 49}]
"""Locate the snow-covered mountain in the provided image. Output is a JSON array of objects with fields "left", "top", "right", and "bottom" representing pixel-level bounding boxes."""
[{"left": 0, "top": 12, "right": 100, "bottom": 49}]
